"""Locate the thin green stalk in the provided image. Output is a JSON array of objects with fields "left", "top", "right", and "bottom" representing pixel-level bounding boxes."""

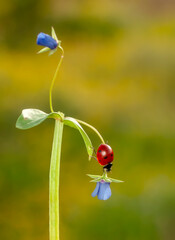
[
  {"left": 49, "top": 115, "right": 64, "bottom": 240},
  {"left": 76, "top": 119, "right": 105, "bottom": 144},
  {"left": 49, "top": 47, "right": 64, "bottom": 113}
]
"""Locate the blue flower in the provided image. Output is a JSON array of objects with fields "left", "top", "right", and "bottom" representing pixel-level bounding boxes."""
[
  {"left": 92, "top": 180, "right": 111, "bottom": 200},
  {"left": 37, "top": 33, "right": 58, "bottom": 50}
]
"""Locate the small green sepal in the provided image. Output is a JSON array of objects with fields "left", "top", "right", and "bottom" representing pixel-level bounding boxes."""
[
  {"left": 51, "top": 27, "right": 61, "bottom": 47},
  {"left": 49, "top": 48, "right": 57, "bottom": 56},
  {"left": 37, "top": 47, "right": 50, "bottom": 54},
  {"left": 90, "top": 178, "right": 102, "bottom": 182},
  {"left": 87, "top": 173, "right": 123, "bottom": 183},
  {"left": 87, "top": 174, "right": 101, "bottom": 179},
  {"left": 108, "top": 177, "right": 124, "bottom": 183},
  {"left": 51, "top": 27, "right": 59, "bottom": 42}
]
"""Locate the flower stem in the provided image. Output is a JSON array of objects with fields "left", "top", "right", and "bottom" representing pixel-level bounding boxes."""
[
  {"left": 49, "top": 47, "right": 64, "bottom": 113},
  {"left": 76, "top": 119, "right": 105, "bottom": 144},
  {"left": 49, "top": 114, "right": 64, "bottom": 240}
]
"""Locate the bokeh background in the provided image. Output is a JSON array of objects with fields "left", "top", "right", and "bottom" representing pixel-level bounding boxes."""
[{"left": 0, "top": 0, "right": 175, "bottom": 239}]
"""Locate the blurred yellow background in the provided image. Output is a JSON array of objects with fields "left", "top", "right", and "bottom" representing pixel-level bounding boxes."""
[{"left": 0, "top": 0, "right": 175, "bottom": 239}]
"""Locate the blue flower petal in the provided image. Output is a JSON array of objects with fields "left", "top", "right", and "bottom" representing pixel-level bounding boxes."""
[
  {"left": 92, "top": 182, "right": 100, "bottom": 197},
  {"left": 37, "top": 33, "right": 58, "bottom": 50},
  {"left": 97, "top": 182, "right": 111, "bottom": 200}
]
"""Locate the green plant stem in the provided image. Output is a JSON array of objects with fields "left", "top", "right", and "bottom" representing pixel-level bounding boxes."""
[
  {"left": 49, "top": 47, "right": 64, "bottom": 113},
  {"left": 49, "top": 115, "right": 64, "bottom": 240},
  {"left": 76, "top": 119, "right": 105, "bottom": 144}
]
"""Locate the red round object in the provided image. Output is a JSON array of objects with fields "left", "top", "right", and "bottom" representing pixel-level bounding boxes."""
[{"left": 96, "top": 144, "right": 114, "bottom": 166}]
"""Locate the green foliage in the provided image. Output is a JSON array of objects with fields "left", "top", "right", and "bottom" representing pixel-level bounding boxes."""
[
  {"left": 16, "top": 109, "right": 63, "bottom": 130},
  {"left": 64, "top": 117, "right": 93, "bottom": 159},
  {"left": 16, "top": 109, "right": 94, "bottom": 160},
  {"left": 16, "top": 109, "right": 49, "bottom": 130}
]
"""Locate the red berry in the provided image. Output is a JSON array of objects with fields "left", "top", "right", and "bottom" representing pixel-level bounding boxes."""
[{"left": 96, "top": 144, "right": 114, "bottom": 166}]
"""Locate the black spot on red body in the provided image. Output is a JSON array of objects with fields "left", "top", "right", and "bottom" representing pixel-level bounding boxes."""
[{"left": 96, "top": 144, "right": 114, "bottom": 166}]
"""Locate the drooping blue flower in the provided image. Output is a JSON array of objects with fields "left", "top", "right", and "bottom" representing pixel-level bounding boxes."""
[
  {"left": 92, "top": 180, "right": 111, "bottom": 200},
  {"left": 37, "top": 32, "right": 58, "bottom": 50}
]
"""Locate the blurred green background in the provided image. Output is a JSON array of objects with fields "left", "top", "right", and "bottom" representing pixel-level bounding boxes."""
[{"left": 0, "top": 0, "right": 175, "bottom": 239}]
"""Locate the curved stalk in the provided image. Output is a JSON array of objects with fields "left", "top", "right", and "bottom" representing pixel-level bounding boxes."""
[
  {"left": 49, "top": 47, "right": 64, "bottom": 112},
  {"left": 76, "top": 119, "right": 105, "bottom": 144}
]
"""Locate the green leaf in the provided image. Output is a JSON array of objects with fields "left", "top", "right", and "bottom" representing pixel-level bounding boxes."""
[
  {"left": 37, "top": 47, "right": 50, "bottom": 54},
  {"left": 16, "top": 109, "right": 64, "bottom": 130},
  {"left": 16, "top": 109, "right": 49, "bottom": 130},
  {"left": 64, "top": 117, "right": 93, "bottom": 160},
  {"left": 51, "top": 27, "right": 59, "bottom": 42}
]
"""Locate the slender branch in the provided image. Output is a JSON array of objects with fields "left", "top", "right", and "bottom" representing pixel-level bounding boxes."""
[
  {"left": 49, "top": 116, "right": 64, "bottom": 240},
  {"left": 76, "top": 119, "right": 105, "bottom": 144},
  {"left": 49, "top": 47, "right": 64, "bottom": 112}
]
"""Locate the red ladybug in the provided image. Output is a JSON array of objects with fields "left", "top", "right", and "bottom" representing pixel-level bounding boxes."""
[{"left": 96, "top": 144, "right": 114, "bottom": 172}]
